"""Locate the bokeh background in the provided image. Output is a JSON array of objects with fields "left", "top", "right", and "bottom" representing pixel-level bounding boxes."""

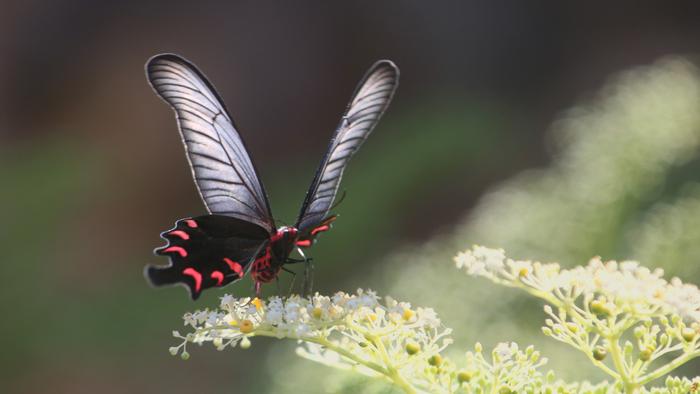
[{"left": 3, "top": 1, "right": 700, "bottom": 393}]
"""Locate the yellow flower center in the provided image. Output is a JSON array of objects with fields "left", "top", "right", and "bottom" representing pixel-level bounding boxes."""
[{"left": 240, "top": 319, "right": 255, "bottom": 334}]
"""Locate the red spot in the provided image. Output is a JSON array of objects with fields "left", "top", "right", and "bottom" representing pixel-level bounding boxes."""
[
  {"left": 185, "top": 219, "right": 198, "bottom": 228},
  {"left": 163, "top": 246, "right": 188, "bottom": 258},
  {"left": 210, "top": 270, "right": 224, "bottom": 286},
  {"left": 296, "top": 239, "right": 312, "bottom": 247},
  {"left": 169, "top": 230, "right": 190, "bottom": 240},
  {"left": 182, "top": 268, "right": 202, "bottom": 292},
  {"left": 223, "top": 258, "right": 243, "bottom": 277},
  {"left": 311, "top": 225, "right": 330, "bottom": 236}
]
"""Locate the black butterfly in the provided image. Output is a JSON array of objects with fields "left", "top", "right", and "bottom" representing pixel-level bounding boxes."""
[{"left": 143, "top": 54, "right": 399, "bottom": 300}]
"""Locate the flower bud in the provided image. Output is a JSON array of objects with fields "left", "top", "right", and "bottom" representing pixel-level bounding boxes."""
[
  {"left": 457, "top": 370, "right": 473, "bottom": 383},
  {"left": 639, "top": 348, "right": 652, "bottom": 361},
  {"left": 593, "top": 347, "right": 607, "bottom": 361},
  {"left": 428, "top": 354, "right": 443, "bottom": 367},
  {"left": 682, "top": 327, "right": 696, "bottom": 342},
  {"left": 590, "top": 300, "right": 606, "bottom": 315},
  {"left": 525, "top": 345, "right": 534, "bottom": 356},
  {"left": 169, "top": 347, "right": 179, "bottom": 356},
  {"left": 180, "top": 351, "right": 190, "bottom": 360},
  {"left": 405, "top": 342, "right": 420, "bottom": 355},
  {"left": 240, "top": 337, "right": 251, "bottom": 349}
]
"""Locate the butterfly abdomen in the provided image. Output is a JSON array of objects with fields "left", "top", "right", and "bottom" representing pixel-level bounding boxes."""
[{"left": 250, "top": 245, "right": 279, "bottom": 283}]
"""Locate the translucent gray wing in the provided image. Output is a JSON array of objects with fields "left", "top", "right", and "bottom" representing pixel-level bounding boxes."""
[
  {"left": 146, "top": 54, "right": 274, "bottom": 234},
  {"left": 295, "top": 60, "right": 399, "bottom": 232}
]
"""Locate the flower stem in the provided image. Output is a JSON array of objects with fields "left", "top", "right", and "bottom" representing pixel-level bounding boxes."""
[
  {"left": 637, "top": 350, "right": 700, "bottom": 386},
  {"left": 366, "top": 332, "right": 417, "bottom": 394},
  {"left": 607, "top": 334, "right": 640, "bottom": 394}
]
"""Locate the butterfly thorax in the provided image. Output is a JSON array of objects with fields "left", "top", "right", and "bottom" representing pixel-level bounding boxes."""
[{"left": 250, "top": 226, "right": 299, "bottom": 283}]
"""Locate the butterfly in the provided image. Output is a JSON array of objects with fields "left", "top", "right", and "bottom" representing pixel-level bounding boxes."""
[{"left": 143, "top": 54, "right": 399, "bottom": 299}]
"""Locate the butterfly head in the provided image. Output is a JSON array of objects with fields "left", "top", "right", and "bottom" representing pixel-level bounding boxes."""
[{"left": 273, "top": 226, "right": 299, "bottom": 242}]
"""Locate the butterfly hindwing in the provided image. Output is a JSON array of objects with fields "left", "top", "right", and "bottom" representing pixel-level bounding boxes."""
[
  {"left": 145, "top": 215, "right": 269, "bottom": 299},
  {"left": 295, "top": 60, "right": 399, "bottom": 234},
  {"left": 146, "top": 54, "right": 275, "bottom": 233}
]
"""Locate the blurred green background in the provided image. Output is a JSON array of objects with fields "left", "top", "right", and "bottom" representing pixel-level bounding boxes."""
[{"left": 3, "top": 2, "right": 700, "bottom": 393}]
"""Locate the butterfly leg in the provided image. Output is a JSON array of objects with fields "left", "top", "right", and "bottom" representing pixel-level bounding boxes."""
[
  {"left": 285, "top": 257, "right": 312, "bottom": 264},
  {"left": 281, "top": 267, "right": 297, "bottom": 297},
  {"left": 303, "top": 259, "right": 314, "bottom": 297},
  {"left": 255, "top": 281, "right": 263, "bottom": 299}
]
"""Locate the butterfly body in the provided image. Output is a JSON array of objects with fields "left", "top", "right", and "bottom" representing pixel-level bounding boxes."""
[
  {"left": 249, "top": 225, "right": 298, "bottom": 284},
  {"left": 144, "top": 53, "right": 398, "bottom": 299}
]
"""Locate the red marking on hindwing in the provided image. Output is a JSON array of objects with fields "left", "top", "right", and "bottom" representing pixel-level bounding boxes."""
[
  {"left": 182, "top": 268, "right": 202, "bottom": 292},
  {"left": 210, "top": 270, "right": 224, "bottom": 286},
  {"left": 169, "top": 230, "right": 190, "bottom": 240},
  {"left": 311, "top": 225, "right": 330, "bottom": 236},
  {"left": 185, "top": 219, "right": 198, "bottom": 228},
  {"left": 223, "top": 258, "right": 243, "bottom": 277},
  {"left": 163, "top": 246, "right": 188, "bottom": 258},
  {"left": 296, "top": 240, "right": 312, "bottom": 247}
]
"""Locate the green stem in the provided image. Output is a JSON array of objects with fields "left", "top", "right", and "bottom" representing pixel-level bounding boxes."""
[
  {"left": 637, "top": 350, "right": 700, "bottom": 386},
  {"left": 244, "top": 329, "right": 391, "bottom": 379},
  {"left": 306, "top": 336, "right": 389, "bottom": 377},
  {"left": 365, "top": 332, "right": 417, "bottom": 394}
]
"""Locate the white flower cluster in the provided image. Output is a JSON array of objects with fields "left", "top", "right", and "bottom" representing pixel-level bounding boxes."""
[
  {"left": 455, "top": 246, "right": 700, "bottom": 323},
  {"left": 458, "top": 342, "right": 553, "bottom": 393},
  {"left": 171, "top": 289, "right": 451, "bottom": 392},
  {"left": 164, "top": 272, "right": 700, "bottom": 394},
  {"left": 455, "top": 246, "right": 700, "bottom": 391}
]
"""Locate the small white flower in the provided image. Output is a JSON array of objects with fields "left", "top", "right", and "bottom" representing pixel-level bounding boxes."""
[
  {"left": 493, "top": 342, "right": 518, "bottom": 360},
  {"left": 454, "top": 246, "right": 506, "bottom": 277}
]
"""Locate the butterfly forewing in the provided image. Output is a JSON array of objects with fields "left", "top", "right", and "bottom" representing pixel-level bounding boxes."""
[
  {"left": 295, "top": 60, "right": 399, "bottom": 233},
  {"left": 146, "top": 54, "right": 275, "bottom": 233}
]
